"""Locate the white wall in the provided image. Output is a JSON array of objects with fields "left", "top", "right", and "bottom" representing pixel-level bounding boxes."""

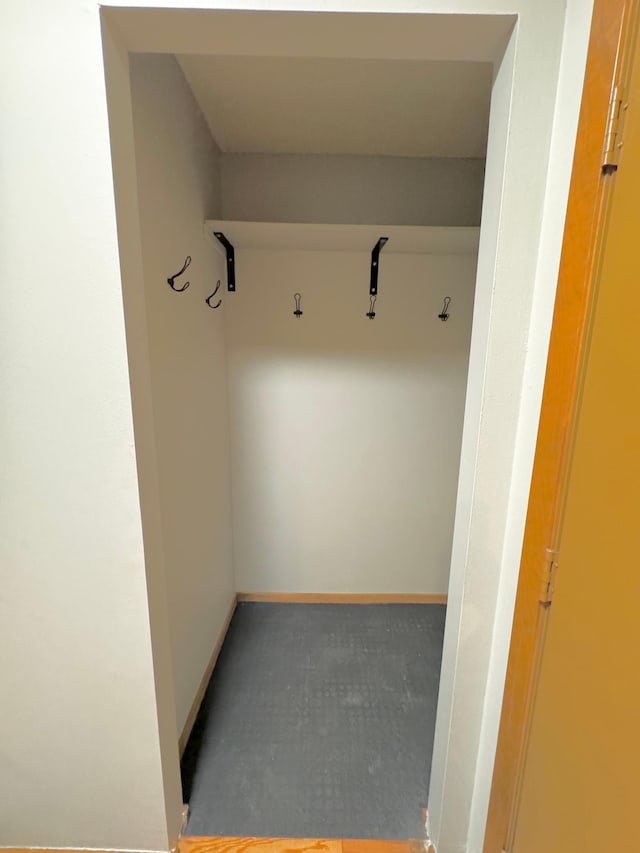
[
  {"left": 0, "top": 8, "right": 178, "bottom": 852},
  {"left": 426, "top": 31, "right": 519, "bottom": 852},
  {"left": 129, "top": 53, "right": 235, "bottom": 736},
  {"left": 221, "top": 154, "right": 485, "bottom": 226},
  {"left": 226, "top": 249, "right": 476, "bottom": 594}
]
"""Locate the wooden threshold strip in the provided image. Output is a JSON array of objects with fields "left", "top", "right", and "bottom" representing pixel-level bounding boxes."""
[
  {"left": 179, "top": 838, "right": 428, "bottom": 853},
  {"left": 3, "top": 842, "right": 428, "bottom": 853},
  {"left": 237, "top": 592, "right": 447, "bottom": 605}
]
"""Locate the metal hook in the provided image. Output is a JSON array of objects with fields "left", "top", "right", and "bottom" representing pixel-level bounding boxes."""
[
  {"left": 366, "top": 294, "right": 377, "bottom": 320},
  {"left": 293, "top": 293, "right": 303, "bottom": 318},
  {"left": 438, "top": 296, "right": 451, "bottom": 321},
  {"left": 167, "top": 256, "right": 191, "bottom": 292},
  {"left": 206, "top": 279, "right": 222, "bottom": 309}
]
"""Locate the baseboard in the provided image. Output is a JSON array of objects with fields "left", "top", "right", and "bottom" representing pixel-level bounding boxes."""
[
  {"left": 178, "top": 595, "right": 237, "bottom": 757},
  {"left": 236, "top": 592, "right": 448, "bottom": 604}
]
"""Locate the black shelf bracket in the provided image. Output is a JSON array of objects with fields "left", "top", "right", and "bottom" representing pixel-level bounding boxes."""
[
  {"left": 213, "top": 231, "right": 236, "bottom": 292},
  {"left": 370, "top": 237, "right": 388, "bottom": 295}
]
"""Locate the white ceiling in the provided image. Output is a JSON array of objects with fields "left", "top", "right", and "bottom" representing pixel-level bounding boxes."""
[{"left": 177, "top": 55, "right": 492, "bottom": 159}]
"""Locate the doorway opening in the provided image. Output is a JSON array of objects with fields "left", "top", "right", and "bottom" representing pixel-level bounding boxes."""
[{"left": 99, "top": 6, "right": 556, "bottom": 850}]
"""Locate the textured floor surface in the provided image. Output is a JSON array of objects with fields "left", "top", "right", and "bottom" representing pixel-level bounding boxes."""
[{"left": 182, "top": 603, "right": 446, "bottom": 840}]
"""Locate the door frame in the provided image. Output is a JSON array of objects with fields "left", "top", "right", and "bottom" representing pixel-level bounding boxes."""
[{"left": 483, "top": 1, "right": 635, "bottom": 849}]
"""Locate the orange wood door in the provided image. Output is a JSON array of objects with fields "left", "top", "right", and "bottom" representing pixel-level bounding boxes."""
[
  {"left": 509, "top": 12, "right": 640, "bottom": 852},
  {"left": 483, "top": 1, "right": 632, "bottom": 848}
]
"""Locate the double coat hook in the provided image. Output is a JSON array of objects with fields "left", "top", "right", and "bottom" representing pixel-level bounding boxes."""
[
  {"left": 206, "top": 279, "right": 222, "bottom": 309},
  {"left": 366, "top": 295, "right": 377, "bottom": 319},
  {"left": 438, "top": 297, "right": 452, "bottom": 321},
  {"left": 167, "top": 256, "right": 191, "bottom": 292}
]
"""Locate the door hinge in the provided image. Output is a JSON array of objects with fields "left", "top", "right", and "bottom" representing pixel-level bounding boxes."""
[
  {"left": 602, "top": 85, "right": 627, "bottom": 174},
  {"left": 539, "top": 548, "right": 559, "bottom": 607}
]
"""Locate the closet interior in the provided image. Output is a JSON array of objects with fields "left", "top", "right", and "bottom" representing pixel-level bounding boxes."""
[{"left": 124, "top": 45, "right": 490, "bottom": 842}]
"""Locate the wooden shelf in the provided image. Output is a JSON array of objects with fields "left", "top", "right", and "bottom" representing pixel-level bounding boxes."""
[{"left": 205, "top": 220, "right": 480, "bottom": 254}]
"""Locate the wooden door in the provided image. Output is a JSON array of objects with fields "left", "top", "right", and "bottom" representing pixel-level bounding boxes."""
[
  {"left": 508, "top": 11, "right": 640, "bottom": 852},
  {"left": 483, "top": 1, "right": 634, "bottom": 849}
]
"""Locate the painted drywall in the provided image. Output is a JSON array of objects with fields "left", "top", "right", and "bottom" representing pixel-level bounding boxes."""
[
  {"left": 220, "top": 154, "right": 485, "bottom": 226},
  {"left": 102, "top": 27, "right": 184, "bottom": 846},
  {"left": 426, "top": 29, "right": 520, "bottom": 852},
  {"left": 129, "top": 53, "right": 235, "bottom": 736},
  {"left": 1, "top": 3, "right": 594, "bottom": 853},
  {"left": 0, "top": 9, "right": 177, "bottom": 852},
  {"left": 225, "top": 249, "right": 476, "bottom": 594}
]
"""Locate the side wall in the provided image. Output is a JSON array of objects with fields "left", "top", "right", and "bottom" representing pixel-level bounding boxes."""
[
  {"left": 225, "top": 249, "right": 476, "bottom": 594},
  {"left": 129, "top": 54, "right": 235, "bottom": 735},
  {"left": 220, "top": 153, "right": 486, "bottom": 226},
  {"left": 0, "top": 9, "right": 177, "bottom": 852}
]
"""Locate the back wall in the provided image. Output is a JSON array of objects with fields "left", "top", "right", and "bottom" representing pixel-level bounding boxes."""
[{"left": 224, "top": 248, "right": 476, "bottom": 594}]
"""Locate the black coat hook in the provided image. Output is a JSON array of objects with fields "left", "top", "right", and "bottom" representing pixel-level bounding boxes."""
[
  {"left": 167, "top": 256, "right": 191, "bottom": 292},
  {"left": 438, "top": 297, "right": 451, "bottom": 321},
  {"left": 293, "top": 293, "right": 303, "bottom": 318},
  {"left": 366, "top": 294, "right": 377, "bottom": 319},
  {"left": 206, "top": 279, "right": 222, "bottom": 309}
]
